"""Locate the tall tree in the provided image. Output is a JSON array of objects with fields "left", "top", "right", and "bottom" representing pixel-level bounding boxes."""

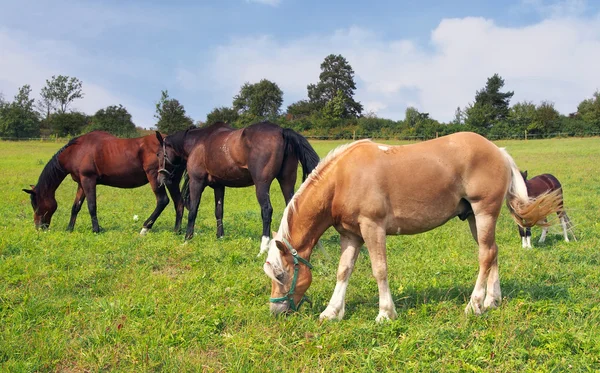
[
  {"left": 154, "top": 90, "right": 194, "bottom": 134},
  {"left": 49, "top": 112, "right": 89, "bottom": 137},
  {"left": 465, "top": 73, "right": 514, "bottom": 132},
  {"left": 233, "top": 79, "right": 283, "bottom": 120},
  {"left": 307, "top": 54, "right": 363, "bottom": 118},
  {"left": 89, "top": 105, "right": 137, "bottom": 137},
  {"left": 0, "top": 85, "right": 40, "bottom": 138},
  {"left": 40, "top": 75, "right": 84, "bottom": 114}
]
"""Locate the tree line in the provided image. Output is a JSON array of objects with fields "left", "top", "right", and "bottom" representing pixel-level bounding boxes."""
[{"left": 2, "top": 55, "right": 600, "bottom": 140}]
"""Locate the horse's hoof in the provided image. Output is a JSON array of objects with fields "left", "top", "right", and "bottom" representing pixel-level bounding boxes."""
[{"left": 140, "top": 227, "right": 149, "bottom": 236}]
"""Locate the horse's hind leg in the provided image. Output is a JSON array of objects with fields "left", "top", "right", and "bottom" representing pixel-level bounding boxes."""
[
  {"left": 465, "top": 213, "right": 501, "bottom": 315},
  {"left": 81, "top": 177, "right": 100, "bottom": 233},
  {"left": 213, "top": 185, "right": 225, "bottom": 238},
  {"left": 559, "top": 211, "right": 570, "bottom": 242},
  {"left": 67, "top": 184, "right": 86, "bottom": 232},
  {"left": 255, "top": 181, "right": 274, "bottom": 255},
  {"left": 320, "top": 233, "right": 363, "bottom": 321}
]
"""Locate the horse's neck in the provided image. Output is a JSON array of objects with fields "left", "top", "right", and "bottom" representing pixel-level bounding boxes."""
[
  {"left": 289, "top": 179, "right": 335, "bottom": 255},
  {"left": 37, "top": 161, "right": 68, "bottom": 198}
]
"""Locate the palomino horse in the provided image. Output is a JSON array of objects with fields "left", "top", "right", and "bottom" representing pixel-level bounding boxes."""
[
  {"left": 156, "top": 121, "right": 320, "bottom": 250},
  {"left": 263, "top": 132, "right": 562, "bottom": 321},
  {"left": 23, "top": 131, "right": 185, "bottom": 234},
  {"left": 518, "top": 171, "right": 575, "bottom": 248}
]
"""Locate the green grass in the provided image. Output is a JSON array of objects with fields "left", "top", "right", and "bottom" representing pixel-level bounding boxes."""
[{"left": 1, "top": 137, "right": 599, "bottom": 372}]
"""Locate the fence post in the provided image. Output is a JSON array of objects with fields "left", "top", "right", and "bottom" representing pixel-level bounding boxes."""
[{"left": 525, "top": 130, "right": 527, "bottom": 141}]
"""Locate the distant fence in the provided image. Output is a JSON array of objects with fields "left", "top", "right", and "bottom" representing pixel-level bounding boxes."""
[
  {"left": 2, "top": 131, "right": 600, "bottom": 143},
  {"left": 304, "top": 131, "right": 600, "bottom": 141}
]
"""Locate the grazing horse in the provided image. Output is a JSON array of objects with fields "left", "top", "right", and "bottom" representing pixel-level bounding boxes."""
[
  {"left": 262, "top": 132, "right": 563, "bottom": 321},
  {"left": 518, "top": 171, "right": 575, "bottom": 248},
  {"left": 23, "top": 131, "right": 185, "bottom": 234},
  {"left": 156, "top": 121, "right": 320, "bottom": 250}
]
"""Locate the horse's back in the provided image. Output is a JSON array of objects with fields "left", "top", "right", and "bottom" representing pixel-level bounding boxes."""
[
  {"left": 526, "top": 174, "right": 562, "bottom": 198},
  {"left": 61, "top": 131, "right": 151, "bottom": 187},
  {"left": 329, "top": 132, "right": 508, "bottom": 235}
]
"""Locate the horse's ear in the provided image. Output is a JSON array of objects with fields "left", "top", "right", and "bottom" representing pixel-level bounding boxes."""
[
  {"left": 523, "top": 170, "right": 528, "bottom": 180},
  {"left": 22, "top": 188, "right": 35, "bottom": 195},
  {"left": 155, "top": 131, "right": 164, "bottom": 146},
  {"left": 275, "top": 240, "right": 288, "bottom": 253}
]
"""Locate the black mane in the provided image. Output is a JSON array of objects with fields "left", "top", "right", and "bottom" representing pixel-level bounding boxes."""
[{"left": 35, "top": 137, "right": 77, "bottom": 193}]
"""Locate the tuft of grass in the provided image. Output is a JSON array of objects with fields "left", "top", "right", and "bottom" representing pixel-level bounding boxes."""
[{"left": 1, "top": 137, "right": 599, "bottom": 372}]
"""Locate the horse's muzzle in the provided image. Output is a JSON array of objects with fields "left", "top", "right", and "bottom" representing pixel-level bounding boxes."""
[{"left": 157, "top": 169, "right": 172, "bottom": 186}]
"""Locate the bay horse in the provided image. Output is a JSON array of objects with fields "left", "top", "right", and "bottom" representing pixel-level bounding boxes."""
[
  {"left": 262, "top": 132, "right": 562, "bottom": 321},
  {"left": 156, "top": 121, "right": 320, "bottom": 251},
  {"left": 518, "top": 171, "right": 575, "bottom": 248},
  {"left": 23, "top": 131, "right": 185, "bottom": 234}
]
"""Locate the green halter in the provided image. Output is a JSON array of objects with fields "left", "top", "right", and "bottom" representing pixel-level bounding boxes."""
[{"left": 269, "top": 237, "right": 313, "bottom": 312}]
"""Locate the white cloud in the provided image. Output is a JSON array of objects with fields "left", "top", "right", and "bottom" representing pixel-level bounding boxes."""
[
  {"left": 181, "top": 14, "right": 600, "bottom": 121},
  {"left": 245, "top": 0, "right": 281, "bottom": 6}
]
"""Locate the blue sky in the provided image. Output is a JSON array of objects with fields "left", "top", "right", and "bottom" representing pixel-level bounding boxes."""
[{"left": 1, "top": 0, "right": 599, "bottom": 127}]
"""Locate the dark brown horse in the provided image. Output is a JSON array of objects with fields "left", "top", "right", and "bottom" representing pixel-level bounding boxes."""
[
  {"left": 518, "top": 171, "right": 575, "bottom": 248},
  {"left": 23, "top": 131, "right": 185, "bottom": 234},
  {"left": 156, "top": 121, "right": 320, "bottom": 251}
]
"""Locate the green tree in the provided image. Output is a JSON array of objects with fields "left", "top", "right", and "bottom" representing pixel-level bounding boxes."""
[
  {"left": 89, "top": 105, "right": 137, "bottom": 137},
  {"left": 205, "top": 106, "right": 239, "bottom": 126},
  {"left": 233, "top": 79, "right": 283, "bottom": 120},
  {"left": 49, "top": 112, "right": 89, "bottom": 137},
  {"left": 154, "top": 90, "right": 194, "bottom": 134},
  {"left": 286, "top": 100, "right": 316, "bottom": 119},
  {"left": 577, "top": 91, "right": 600, "bottom": 131},
  {"left": 465, "top": 74, "right": 514, "bottom": 132},
  {"left": 534, "top": 101, "right": 561, "bottom": 135},
  {"left": 40, "top": 75, "right": 84, "bottom": 114},
  {"left": 307, "top": 54, "right": 363, "bottom": 118},
  {"left": 0, "top": 85, "right": 40, "bottom": 138},
  {"left": 508, "top": 101, "right": 537, "bottom": 134},
  {"left": 322, "top": 90, "right": 347, "bottom": 120}
]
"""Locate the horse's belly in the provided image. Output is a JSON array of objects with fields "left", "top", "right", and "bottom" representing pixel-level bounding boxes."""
[
  {"left": 208, "top": 169, "right": 253, "bottom": 187},
  {"left": 97, "top": 171, "right": 149, "bottom": 188},
  {"left": 385, "top": 213, "right": 455, "bottom": 235}
]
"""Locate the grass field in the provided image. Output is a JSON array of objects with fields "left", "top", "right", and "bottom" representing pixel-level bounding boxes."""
[{"left": 1, "top": 137, "right": 599, "bottom": 372}]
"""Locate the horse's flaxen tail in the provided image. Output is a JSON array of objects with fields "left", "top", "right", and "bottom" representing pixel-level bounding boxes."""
[
  {"left": 499, "top": 148, "right": 563, "bottom": 228},
  {"left": 282, "top": 128, "right": 320, "bottom": 181}
]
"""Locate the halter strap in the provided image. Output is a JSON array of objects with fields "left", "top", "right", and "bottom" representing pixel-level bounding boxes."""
[{"left": 269, "top": 237, "right": 313, "bottom": 312}]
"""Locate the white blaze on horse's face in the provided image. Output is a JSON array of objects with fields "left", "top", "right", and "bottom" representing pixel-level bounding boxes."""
[{"left": 263, "top": 236, "right": 290, "bottom": 314}]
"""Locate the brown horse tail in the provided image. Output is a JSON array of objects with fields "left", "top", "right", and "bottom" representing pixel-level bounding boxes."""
[
  {"left": 282, "top": 128, "right": 320, "bottom": 181},
  {"left": 499, "top": 148, "right": 563, "bottom": 228}
]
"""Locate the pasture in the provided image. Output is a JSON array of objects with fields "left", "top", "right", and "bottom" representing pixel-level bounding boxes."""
[{"left": 1, "top": 137, "right": 599, "bottom": 372}]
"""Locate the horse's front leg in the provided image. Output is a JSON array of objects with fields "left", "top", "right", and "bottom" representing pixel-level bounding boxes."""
[
  {"left": 320, "top": 234, "right": 363, "bottom": 321},
  {"left": 185, "top": 176, "right": 207, "bottom": 240},
  {"left": 165, "top": 169, "right": 185, "bottom": 234},
  {"left": 361, "top": 222, "right": 397, "bottom": 322},
  {"left": 141, "top": 171, "right": 170, "bottom": 235},
  {"left": 213, "top": 185, "right": 225, "bottom": 238},
  {"left": 81, "top": 177, "right": 100, "bottom": 233},
  {"left": 255, "top": 182, "right": 274, "bottom": 256},
  {"left": 67, "top": 184, "right": 86, "bottom": 232}
]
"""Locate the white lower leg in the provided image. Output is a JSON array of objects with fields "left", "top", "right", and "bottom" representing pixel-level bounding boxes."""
[
  {"left": 258, "top": 235, "right": 270, "bottom": 256},
  {"left": 320, "top": 281, "right": 349, "bottom": 321},
  {"left": 539, "top": 228, "right": 547, "bottom": 243},
  {"left": 484, "top": 263, "right": 501, "bottom": 309},
  {"left": 522, "top": 236, "right": 527, "bottom": 248},
  {"left": 561, "top": 217, "right": 570, "bottom": 242},
  {"left": 140, "top": 227, "right": 149, "bottom": 236},
  {"left": 375, "top": 278, "right": 397, "bottom": 322}
]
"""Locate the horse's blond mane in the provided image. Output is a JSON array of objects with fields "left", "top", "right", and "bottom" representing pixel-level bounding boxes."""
[{"left": 278, "top": 139, "right": 372, "bottom": 239}]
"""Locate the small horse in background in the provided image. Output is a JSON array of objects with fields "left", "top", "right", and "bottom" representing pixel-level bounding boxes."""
[
  {"left": 157, "top": 121, "right": 320, "bottom": 251},
  {"left": 23, "top": 131, "right": 185, "bottom": 234},
  {"left": 519, "top": 171, "right": 575, "bottom": 248},
  {"left": 263, "top": 132, "right": 563, "bottom": 321}
]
